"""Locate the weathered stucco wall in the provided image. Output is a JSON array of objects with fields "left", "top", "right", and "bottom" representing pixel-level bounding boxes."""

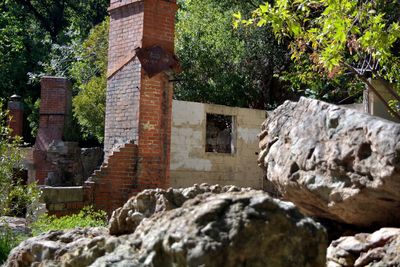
[
  {"left": 367, "top": 79, "right": 400, "bottom": 123},
  {"left": 170, "top": 100, "right": 265, "bottom": 189}
]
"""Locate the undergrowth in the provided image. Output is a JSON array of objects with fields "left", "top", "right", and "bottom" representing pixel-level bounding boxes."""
[
  {"left": 31, "top": 206, "right": 107, "bottom": 236},
  {"left": 0, "top": 206, "right": 107, "bottom": 263},
  {"left": 0, "top": 227, "right": 27, "bottom": 264}
]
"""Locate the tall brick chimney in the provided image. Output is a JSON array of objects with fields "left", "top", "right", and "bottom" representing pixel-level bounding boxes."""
[
  {"left": 103, "top": 0, "right": 177, "bottom": 189},
  {"left": 33, "top": 77, "right": 72, "bottom": 184},
  {"left": 8, "top": 94, "right": 24, "bottom": 137},
  {"left": 85, "top": 0, "right": 178, "bottom": 213}
]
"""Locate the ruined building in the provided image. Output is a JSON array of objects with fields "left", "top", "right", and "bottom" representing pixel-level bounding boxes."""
[{"left": 11, "top": 0, "right": 263, "bottom": 215}]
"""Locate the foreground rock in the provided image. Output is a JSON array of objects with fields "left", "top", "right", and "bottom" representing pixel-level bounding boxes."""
[
  {"left": 5, "top": 227, "right": 111, "bottom": 267},
  {"left": 327, "top": 228, "right": 400, "bottom": 266},
  {"left": 0, "top": 217, "right": 31, "bottom": 236},
  {"left": 258, "top": 97, "right": 400, "bottom": 227},
  {"left": 109, "top": 183, "right": 251, "bottom": 235},
  {"left": 6, "top": 190, "right": 328, "bottom": 267}
]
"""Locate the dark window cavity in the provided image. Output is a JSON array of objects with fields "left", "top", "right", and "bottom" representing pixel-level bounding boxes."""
[{"left": 206, "top": 114, "right": 234, "bottom": 154}]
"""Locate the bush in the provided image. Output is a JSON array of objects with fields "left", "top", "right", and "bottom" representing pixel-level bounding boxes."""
[
  {"left": 0, "top": 100, "right": 41, "bottom": 217},
  {"left": 31, "top": 206, "right": 107, "bottom": 236},
  {"left": 0, "top": 225, "right": 28, "bottom": 264},
  {"left": 71, "top": 19, "right": 108, "bottom": 143},
  {"left": 0, "top": 228, "right": 16, "bottom": 264}
]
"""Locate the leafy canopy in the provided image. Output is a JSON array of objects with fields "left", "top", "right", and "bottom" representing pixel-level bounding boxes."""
[
  {"left": 235, "top": 0, "right": 400, "bottom": 77},
  {"left": 235, "top": 0, "right": 400, "bottom": 109},
  {"left": 176, "top": 0, "right": 291, "bottom": 109},
  {"left": 71, "top": 19, "right": 108, "bottom": 143}
]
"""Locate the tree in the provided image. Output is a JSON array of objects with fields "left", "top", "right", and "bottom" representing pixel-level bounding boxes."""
[
  {"left": 176, "top": 0, "right": 293, "bottom": 109},
  {"left": 70, "top": 19, "right": 109, "bottom": 143},
  {"left": 13, "top": 0, "right": 109, "bottom": 42},
  {"left": 0, "top": 1, "right": 46, "bottom": 100},
  {"left": 235, "top": 0, "right": 400, "bottom": 116},
  {"left": 0, "top": 0, "right": 110, "bottom": 99},
  {"left": 0, "top": 0, "right": 110, "bottom": 140}
]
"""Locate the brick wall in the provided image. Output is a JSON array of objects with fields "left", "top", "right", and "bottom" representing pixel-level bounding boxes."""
[
  {"left": 142, "top": 0, "right": 176, "bottom": 52},
  {"left": 33, "top": 77, "right": 71, "bottom": 184},
  {"left": 86, "top": 0, "right": 177, "bottom": 214},
  {"left": 85, "top": 143, "right": 138, "bottom": 214},
  {"left": 104, "top": 1, "right": 144, "bottom": 158},
  {"left": 32, "top": 0, "right": 178, "bottom": 217},
  {"left": 136, "top": 0, "right": 177, "bottom": 189}
]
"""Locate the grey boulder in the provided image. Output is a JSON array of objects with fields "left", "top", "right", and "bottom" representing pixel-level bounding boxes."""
[
  {"left": 109, "top": 183, "right": 251, "bottom": 235},
  {"left": 327, "top": 228, "right": 400, "bottom": 267},
  {"left": 5, "top": 190, "right": 328, "bottom": 267},
  {"left": 4, "top": 227, "right": 112, "bottom": 267},
  {"left": 98, "top": 191, "right": 327, "bottom": 267},
  {"left": 258, "top": 97, "right": 400, "bottom": 227}
]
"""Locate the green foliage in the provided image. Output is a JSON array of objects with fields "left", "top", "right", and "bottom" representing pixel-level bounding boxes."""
[
  {"left": 5, "top": 182, "right": 41, "bottom": 218},
  {"left": 0, "top": 100, "right": 41, "bottom": 217},
  {"left": 1, "top": 0, "right": 109, "bottom": 139},
  {"left": 0, "top": 2, "right": 46, "bottom": 100},
  {"left": 31, "top": 206, "right": 107, "bottom": 236},
  {"left": 71, "top": 19, "right": 108, "bottom": 143},
  {"left": 28, "top": 18, "right": 108, "bottom": 143},
  {"left": 25, "top": 98, "right": 40, "bottom": 137},
  {"left": 0, "top": 101, "right": 23, "bottom": 215},
  {"left": 236, "top": 0, "right": 400, "bottom": 105},
  {"left": 176, "top": 0, "right": 291, "bottom": 109},
  {"left": 0, "top": 226, "right": 20, "bottom": 264},
  {"left": 13, "top": 0, "right": 109, "bottom": 42}
]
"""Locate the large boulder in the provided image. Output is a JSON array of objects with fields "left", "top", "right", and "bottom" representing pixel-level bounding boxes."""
[
  {"left": 101, "top": 191, "right": 328, "bottom": 267},
  {"left": 109, "top": 183, "right": 251, "bottom": 235},
  {"left": 327, "top": 228, "right": 400, "bottom": 266},
  {"left": 6, "top": 189, "right": 328, "bottom": 267},
  {"left": 4, "top": 227, "right": 111, "bottom": 267},
  {"left": 258, "top": 97, "right": 400, "bottom": 227}
]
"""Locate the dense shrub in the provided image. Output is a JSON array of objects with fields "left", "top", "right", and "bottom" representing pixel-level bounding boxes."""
[
  {"left": 0, "top": 100, "right": 41, "bottom": 217},
  {"left": 0, "top": 228, "right": 15, "bottom": 264},
  {"left": 0, "top": 225, "right": 28, "bottom": 264}
]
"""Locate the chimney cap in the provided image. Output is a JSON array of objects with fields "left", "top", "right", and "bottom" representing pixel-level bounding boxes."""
[{"left": 10, "top": 94, "right": 21, "bottom": 101}]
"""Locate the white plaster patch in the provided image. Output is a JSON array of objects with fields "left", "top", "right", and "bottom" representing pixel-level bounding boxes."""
[
  {"left": 237, "top": 128, "right": 260, "bottom": 143},
  {"left": 171, "top": 158, "right": 213, "bottom": 171},
  {"left": 170, "top": 126, "right": 212, "bottom": 171},
  {"left": 142, "top": 121, "right": 155, "bottom": 130},
  {"left": 172, "top": 100, "right": 204, "bottom": 126}
]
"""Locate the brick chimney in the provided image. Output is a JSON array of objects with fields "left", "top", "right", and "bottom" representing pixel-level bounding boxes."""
[
  {"left": 104, "top": 0, "right": 177, "bottom": 189},
  {"left": 33, "top": 77, "right": 72, "bottom": 184},
  {"left": 8, "top": 94, "right": 24, "bottom": 137}
]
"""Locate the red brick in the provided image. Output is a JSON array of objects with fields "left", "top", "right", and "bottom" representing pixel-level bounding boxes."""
[{"left": 85, "top": 0, "right": 176, "bottom": 215}]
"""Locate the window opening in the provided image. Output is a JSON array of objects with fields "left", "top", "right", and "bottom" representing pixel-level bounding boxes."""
[{"left": 206, "top": 113, "right": 234, "bottom": 154}]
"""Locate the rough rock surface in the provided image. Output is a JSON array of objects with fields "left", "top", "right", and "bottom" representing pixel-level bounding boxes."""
[
  {"left": 327, "top": 228, "right": 400, "bottom": 267},
  {"left": 0, "top": 217, "right": 31, "bottom": 236},
  {"left": 109, "top": 183, "right": 252, "bottom": 235},
  {"left": 5, "top": 227, "right": 111, "bottom": 267},
  {"left": 6, "top": 190, "right": 328, "bottom": 267},
  {"left": 258, "top": 97, "right": 400, "bottom": 227}
]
